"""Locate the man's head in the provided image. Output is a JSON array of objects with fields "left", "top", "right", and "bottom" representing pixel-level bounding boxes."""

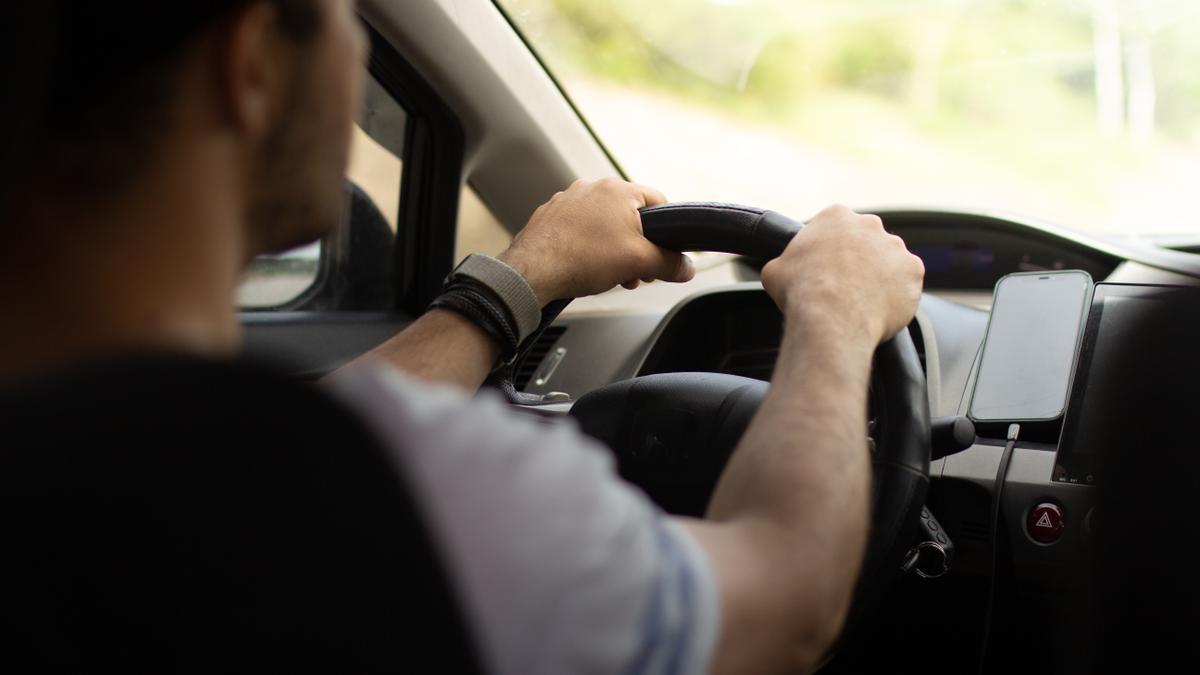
[{"left": 3, "top": 0, "right": 367, "bottom": 255}]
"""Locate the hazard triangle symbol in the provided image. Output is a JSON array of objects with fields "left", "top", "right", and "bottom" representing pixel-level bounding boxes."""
[{"left": 1035, "top": 512, "right": 1054, "bottom": 528}]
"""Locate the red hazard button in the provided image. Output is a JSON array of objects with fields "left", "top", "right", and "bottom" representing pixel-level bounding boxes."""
[{"left": 1026, "top": 502, "right": 1065, "bottom": 544}]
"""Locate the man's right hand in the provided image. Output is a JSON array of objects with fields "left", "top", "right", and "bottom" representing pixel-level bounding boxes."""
[{"left": 761, "top": 204, "right": 925, "bottom": 347}]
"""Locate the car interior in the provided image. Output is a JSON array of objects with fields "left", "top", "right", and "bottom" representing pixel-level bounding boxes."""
[
  {"left": 11, "top": 0, "right": 1200, "bottom": 672},
  {"left": 238, "top": 1, "right": 1200, "bottom": 672}
]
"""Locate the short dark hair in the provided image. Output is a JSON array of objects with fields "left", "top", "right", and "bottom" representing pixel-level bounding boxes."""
[{"left": 1, "top": 1, "right": 320, "bottom": 209}]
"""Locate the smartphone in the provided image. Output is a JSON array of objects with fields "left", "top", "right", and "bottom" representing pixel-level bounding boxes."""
[{"left": 969, "top": 270, "right": 1093, "bottom": 422}]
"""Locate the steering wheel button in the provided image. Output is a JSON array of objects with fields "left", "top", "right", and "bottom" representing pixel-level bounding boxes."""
[{"left": 1026, "top": 502, "right": 1065, "bottom": 545}]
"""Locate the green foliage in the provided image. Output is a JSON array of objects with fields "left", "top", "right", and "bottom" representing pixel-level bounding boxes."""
[
  {"left": 512, "top": 0, "right": 1199, "bottom": 137},
  {"left": 502, "top": 0, "right": 1200, "bottom": 215},
  {"left": 828, "top": 26, "right": 912, "bottom": 96},
  {"left": 742, "top": 34, "right": 817, "bottom": 112}
]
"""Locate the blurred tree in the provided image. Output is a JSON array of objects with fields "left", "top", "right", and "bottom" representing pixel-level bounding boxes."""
[{"left": 1092, "top": 0, "right": 1125, "bottom": 137}]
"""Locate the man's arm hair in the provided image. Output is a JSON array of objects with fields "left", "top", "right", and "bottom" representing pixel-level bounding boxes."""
[
  {"left": 679, "top": 205, "right": 924, "bottom": 674},
  {"left": 332, "top": 309, "right": 501, "bottom": 390},
  {"left": 681, "top": 316, "right": 874, "bottom": 674}
]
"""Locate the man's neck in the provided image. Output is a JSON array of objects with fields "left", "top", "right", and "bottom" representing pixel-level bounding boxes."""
[{"left": 0, "top": 159, "right": 248, "bottom": 383}]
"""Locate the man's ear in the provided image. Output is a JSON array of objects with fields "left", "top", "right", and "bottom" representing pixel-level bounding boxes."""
[{"left": 220, "top": 2, "right": 289, "bottom": 140}]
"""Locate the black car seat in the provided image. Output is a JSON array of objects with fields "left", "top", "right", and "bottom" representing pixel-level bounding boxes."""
[
  {"left": 300, "top": 180, "right": 398, "bottom": 311},
  {"left": 0, "top": 354, "right": 480, "bottom": 673}
]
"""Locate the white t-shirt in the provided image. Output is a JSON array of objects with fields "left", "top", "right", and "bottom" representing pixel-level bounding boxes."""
[{"left": 326, "top": 364, "right": 720, "bottom": 675}]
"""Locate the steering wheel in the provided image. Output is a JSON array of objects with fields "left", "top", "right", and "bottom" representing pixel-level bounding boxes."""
[{"left": 497, "top": 202, "right": 930, "bottom": 633}]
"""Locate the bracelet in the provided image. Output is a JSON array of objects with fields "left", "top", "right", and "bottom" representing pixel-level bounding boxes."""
[
  {"left": 429, "top": 281, "right": 521, "bottom": 363},
  {"left": 447, "top": 254, "right": 542, "bottom": 344},
  {"left": 455, "top": 283, "right": 520, "bottom": 357}
]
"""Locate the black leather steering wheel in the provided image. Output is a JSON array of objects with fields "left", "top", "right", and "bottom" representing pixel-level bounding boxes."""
[
  {"left": 522, "top": 202, "right": 930, "bottom": 635},
  {"left": 491, "top": 202, "right": 929, "bottom": 631}
]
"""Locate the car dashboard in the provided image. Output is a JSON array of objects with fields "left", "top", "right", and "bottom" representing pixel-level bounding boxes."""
[
  {"left": 517, "top": 208, "right": 1200, "bottom": 404},
  {"left": 510, "top": 209, "right": 1200, "bottom": 670}
]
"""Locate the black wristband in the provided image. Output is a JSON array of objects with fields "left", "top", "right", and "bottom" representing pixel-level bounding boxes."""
[
  {"left": 453, "top": 281, "right": 520, "bottom": 345},
  {"left": 454, "top": 283, "right": 520, "bottom": 354},
  {"left": 430, "top": 281, "right": 521, "bottom": 363},
  {"left": 446, "top": 254, "right": 543, "bottom": 343}
]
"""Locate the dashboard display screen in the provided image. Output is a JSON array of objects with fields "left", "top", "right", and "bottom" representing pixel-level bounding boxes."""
[{"left": 1054, "top": 284, "right": 1200, "bottom": 485}]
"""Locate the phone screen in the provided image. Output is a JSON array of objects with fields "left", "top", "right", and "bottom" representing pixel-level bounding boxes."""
[{"left": 969, "top": 271, "right": 1093, "bottom": 422}]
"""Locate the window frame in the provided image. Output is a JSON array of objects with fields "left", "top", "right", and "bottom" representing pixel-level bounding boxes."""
[{"left": 367, "top": 22, "right": 465, "bottom": 315}]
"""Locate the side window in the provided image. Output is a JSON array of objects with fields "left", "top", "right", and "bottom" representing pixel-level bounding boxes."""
[
  {"left": 455, "top": 186, "right": 511, "bottom": 260},
  {"left": 237, "top": 73, "right": 406, "bottom": 310}
]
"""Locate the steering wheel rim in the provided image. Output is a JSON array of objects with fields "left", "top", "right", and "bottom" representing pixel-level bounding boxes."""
[{"left": 557, "top": 202, "right": 931, "bottom": 636}]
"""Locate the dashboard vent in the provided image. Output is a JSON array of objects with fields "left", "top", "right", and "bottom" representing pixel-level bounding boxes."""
[
  {"left": 514, "top": 326, "right": 567, "bottom": 391},
  {"left": 718, "top": 348, "right": 778, "bottom": 381}
]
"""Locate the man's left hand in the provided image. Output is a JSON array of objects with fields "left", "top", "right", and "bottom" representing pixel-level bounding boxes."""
[{"left": 496, "top": 178, "right": 695, "bottom": 306}]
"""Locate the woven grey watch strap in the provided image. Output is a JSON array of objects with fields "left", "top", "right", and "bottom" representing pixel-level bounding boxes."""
[{"left": 450, "top": 254, "right": 542, "bottom": 344}]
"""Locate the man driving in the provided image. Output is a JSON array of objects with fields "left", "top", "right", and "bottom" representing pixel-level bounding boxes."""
[{"left": 0, "top": 2, "right": 923, "bottom": 673}]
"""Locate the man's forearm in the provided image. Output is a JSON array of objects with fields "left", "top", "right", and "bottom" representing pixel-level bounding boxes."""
[
  {"left": 324, "top": 178, "right": 696, "bottom": 390},
  {"left": 708, "top": 310, "right": 874, "bottom": 535},
  {"left": 335, "top": 309, "right": 501, "bottom": 390},
  {"left": 684, "top": 305, "right": 876, "bottom": 673},
  {"left": 330, "top": 248, "right": 558, "bottom": 390}
]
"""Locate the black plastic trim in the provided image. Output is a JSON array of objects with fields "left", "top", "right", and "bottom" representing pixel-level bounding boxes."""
[{"left": 365, "top": 23, "right": 465, "bottom": 314}]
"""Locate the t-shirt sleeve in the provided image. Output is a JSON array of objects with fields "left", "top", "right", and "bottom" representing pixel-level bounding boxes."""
[{"left": 325, "top": 365, "right": 720, "bottom": 675}]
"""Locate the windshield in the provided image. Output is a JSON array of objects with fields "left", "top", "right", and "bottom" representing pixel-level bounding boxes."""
[{"left": 498, "top": 0, "right": 1200, "bottom": 237}]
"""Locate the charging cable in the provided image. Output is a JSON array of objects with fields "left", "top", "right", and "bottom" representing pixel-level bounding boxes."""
[{"left": 978, "top": 423, "right": 1020, "bottom": 675}]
